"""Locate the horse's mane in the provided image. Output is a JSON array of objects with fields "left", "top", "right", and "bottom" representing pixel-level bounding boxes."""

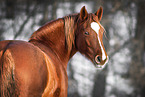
[
  {"left": 29, "top": 14, "right": 78, "bottom": 51},
  {"left": 64, "top": 14, "right": 78, "bottom": 51}
]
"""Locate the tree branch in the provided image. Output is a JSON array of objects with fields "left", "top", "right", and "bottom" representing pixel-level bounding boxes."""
[
  {"left": 14, "top": 4, "right": 38, "bottom": 39},
  {"left": 109, "top": 38, "right": 133, "bottom": 57}
]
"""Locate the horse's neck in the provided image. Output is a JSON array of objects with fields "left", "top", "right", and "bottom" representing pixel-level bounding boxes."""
[{"left": 29, "top": 19, "right": 76, "bottom": 68}]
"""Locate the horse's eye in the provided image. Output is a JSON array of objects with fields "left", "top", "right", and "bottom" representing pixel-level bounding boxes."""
[{"left": 85, "top": 32, "right": 89, "bottom": 35}]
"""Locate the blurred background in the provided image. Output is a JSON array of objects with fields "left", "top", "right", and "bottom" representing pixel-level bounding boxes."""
[{"left": 0, "top": 0, "right": 145, "bottom": 97}]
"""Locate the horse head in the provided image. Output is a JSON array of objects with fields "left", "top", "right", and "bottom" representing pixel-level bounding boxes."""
[{"left": 75, "top": 6, "right": 108, "bottom": 68}]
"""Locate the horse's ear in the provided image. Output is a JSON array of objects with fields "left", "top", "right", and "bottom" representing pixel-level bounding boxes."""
[
  {"left": 80, "top": 6, "right": 88, "bottom": 21},
  {"left": 95, "top": 7, "right": 103, "bottom": 21}
]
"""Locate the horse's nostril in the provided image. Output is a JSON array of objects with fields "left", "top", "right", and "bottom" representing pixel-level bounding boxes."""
[
  {"left": 97, "top": 56, "right": 101, "bottom": 62},
  {"left": 95, "top": 55, "right": 101, "bottom": 63}
]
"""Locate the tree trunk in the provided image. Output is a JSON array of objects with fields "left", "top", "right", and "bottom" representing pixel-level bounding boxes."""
[
  {"left": 92, "top": 68, "right": 107, "bottom": 97},
  {"left": 52, "top": 1, "right": 57, "bottom": 20},
  {"left": 5, "top": 0, "right": 15, "bottom": 19},
  {"left": 40, "top": 3, "right": 49, "bottom": 24},
  {"left": 130, "top": 1, "right": 145, "bottom": 97}
]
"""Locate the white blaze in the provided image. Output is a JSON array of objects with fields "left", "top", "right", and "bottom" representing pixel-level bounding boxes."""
[{"left": 91, "top": 22, "right": 106, "bottom": 60}]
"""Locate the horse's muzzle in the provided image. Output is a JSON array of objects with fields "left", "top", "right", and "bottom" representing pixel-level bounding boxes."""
[{"left": 94, "top": 56, "right": 109, "bottom": 69}]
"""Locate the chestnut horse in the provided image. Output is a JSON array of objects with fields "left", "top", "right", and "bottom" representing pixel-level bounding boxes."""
[{"left": 0, "top": 6, "right": 108, "bottom": 97}]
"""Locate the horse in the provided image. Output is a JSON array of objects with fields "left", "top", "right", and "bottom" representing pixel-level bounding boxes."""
[{"left": 0, "top": 6, "right": 108, "bottom": 97}]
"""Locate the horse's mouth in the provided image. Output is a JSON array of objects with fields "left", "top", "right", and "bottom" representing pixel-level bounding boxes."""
[
  {"left": 95, "top": 63, "right": 106, "bottom": 69},
  {"left": 93, "top": 62, "right": 105, "bottom": 69}
]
